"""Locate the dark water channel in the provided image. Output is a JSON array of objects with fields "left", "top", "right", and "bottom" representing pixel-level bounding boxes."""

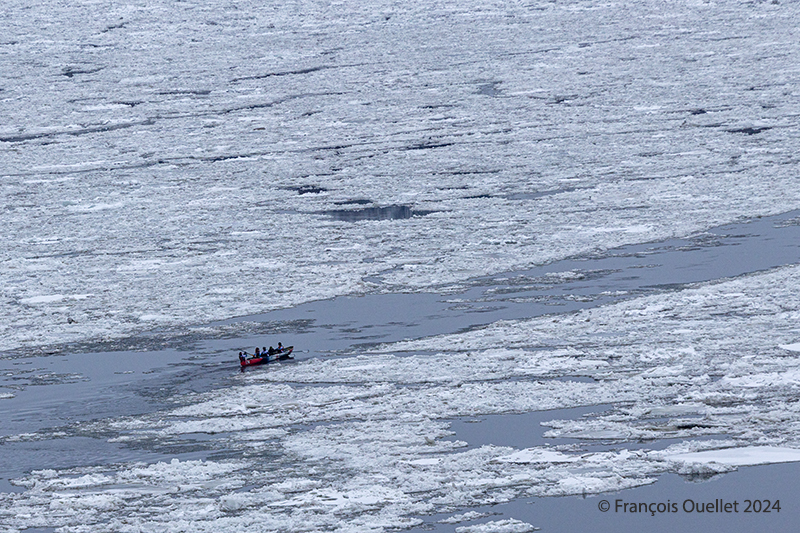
[{"left": 1, "top": 209, "right": 800, "bottom": 527}]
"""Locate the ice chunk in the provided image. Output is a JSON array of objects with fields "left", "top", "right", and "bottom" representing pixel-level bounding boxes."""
[
  {"left": 456, "top": 519, "right": 538, "bottom": 533},
  {"left": 664, "top": 446, "right": 800, "bottom": 467},
  {"left": 19, "top": 294, "right": 65, "bottom": 304},
  {"left": 493, "top": 449, "right": 579, "bottom": 465},
  {"left": 440, "top": 511, "right": 492, "bottom": 524}
]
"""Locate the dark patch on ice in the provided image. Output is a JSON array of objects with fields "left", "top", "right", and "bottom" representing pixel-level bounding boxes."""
[
  {"left": 550, "top": 94, "right": 577, "bottom": 104},
  {"left": 214, "top": 92, "right": 341, "bottom": 116},
  {"left": 323, "top": 205, "right": 435, "bottom": 222},
  {"left": 102, "top": 21, "right": 126, "bottom": 33},
  {"left": 690, "top": 108, "right": 707, "bottom": 115},
  {"left": 438, "top": 169, "right": 502, "bottom": 177},
  {"left": 232, "top": 66, "right": 330, "bottom": 82},
  {"left": 314, "top": 143, "right": 352, "bottom": 152},
  {"left": 198, "top": 153, "right": 254, "bottom": 163},
  {"left": 678, "top": 470, "right": 722, "bottom": 482},
  {"left": 157, "top": 89, "right": 212, "bottom": 96},
  {"left": 0, "top": 119, "right": 155, "bottom": 143},
  {"left": 477, "top": 82, "right": 502, "bottom": 97},
  {"left": 728, "top": 126, "right": 772, "bottom": 135},
  {"left": 62, "top": 66, "right": 103, "bottom": 78},
  {"left": 335, "top": 199, "right": 372, "bottom": 205},
  {"left": 290, "top": 184, "right": 328, "bottom": 195},
  {"left": 673, "top": 422, "right": 714, "bottom": 430},
  {"left": 551, "top": 376, "right": 596, "bottom": 383},
  {"left": 404, "top": 141, "right": 455, "bottom": 151},
  {"left": 577, "top": 35, "right": 638, "bottom": 49}
]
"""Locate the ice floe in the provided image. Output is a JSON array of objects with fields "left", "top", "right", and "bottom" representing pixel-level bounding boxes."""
[
  {"left": 455, "top": 519, "right": 538, "bottom": 533},
  {"left": 493, "top": 449, "right": 580, "bottom": 465},
  {"left": 663, "top": 446, "right": 800, "bottom": 467},
  {"left": 440, "top": 511, "right": 493, "bottom": 524}
]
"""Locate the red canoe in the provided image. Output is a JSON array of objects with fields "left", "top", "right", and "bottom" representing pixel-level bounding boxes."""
[{"left": 240, "top": 346, "right": 294, "bottom": 367}]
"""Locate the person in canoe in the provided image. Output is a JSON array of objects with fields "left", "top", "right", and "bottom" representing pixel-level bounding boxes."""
[{"left": 239, "top": 344, "right": 293, "bottom": 367}]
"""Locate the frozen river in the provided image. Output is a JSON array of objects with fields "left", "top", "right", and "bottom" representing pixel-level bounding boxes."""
[
  {"left": 3, "top": 210, "right": 800, "bottom": 532},
  {"left": 3, "top": 0, "right": 800, "bottom": 531}
]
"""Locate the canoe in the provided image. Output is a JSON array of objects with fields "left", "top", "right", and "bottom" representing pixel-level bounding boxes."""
[{"left": 240, "top": 346, "right": 294, "bottom": 367}]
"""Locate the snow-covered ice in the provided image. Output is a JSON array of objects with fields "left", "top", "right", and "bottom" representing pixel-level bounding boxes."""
[
  {"left": 3, "top": 0, "right": 800, "bottom": 531},
  {"left": 663, "top": 446, "right": 800, "bottom": 467},
  {"left": 455, "top": 519, "right": 538, "bottom": 533},
  {"left": 3, "top": 0, "right": 800, "bottom": 354}
]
